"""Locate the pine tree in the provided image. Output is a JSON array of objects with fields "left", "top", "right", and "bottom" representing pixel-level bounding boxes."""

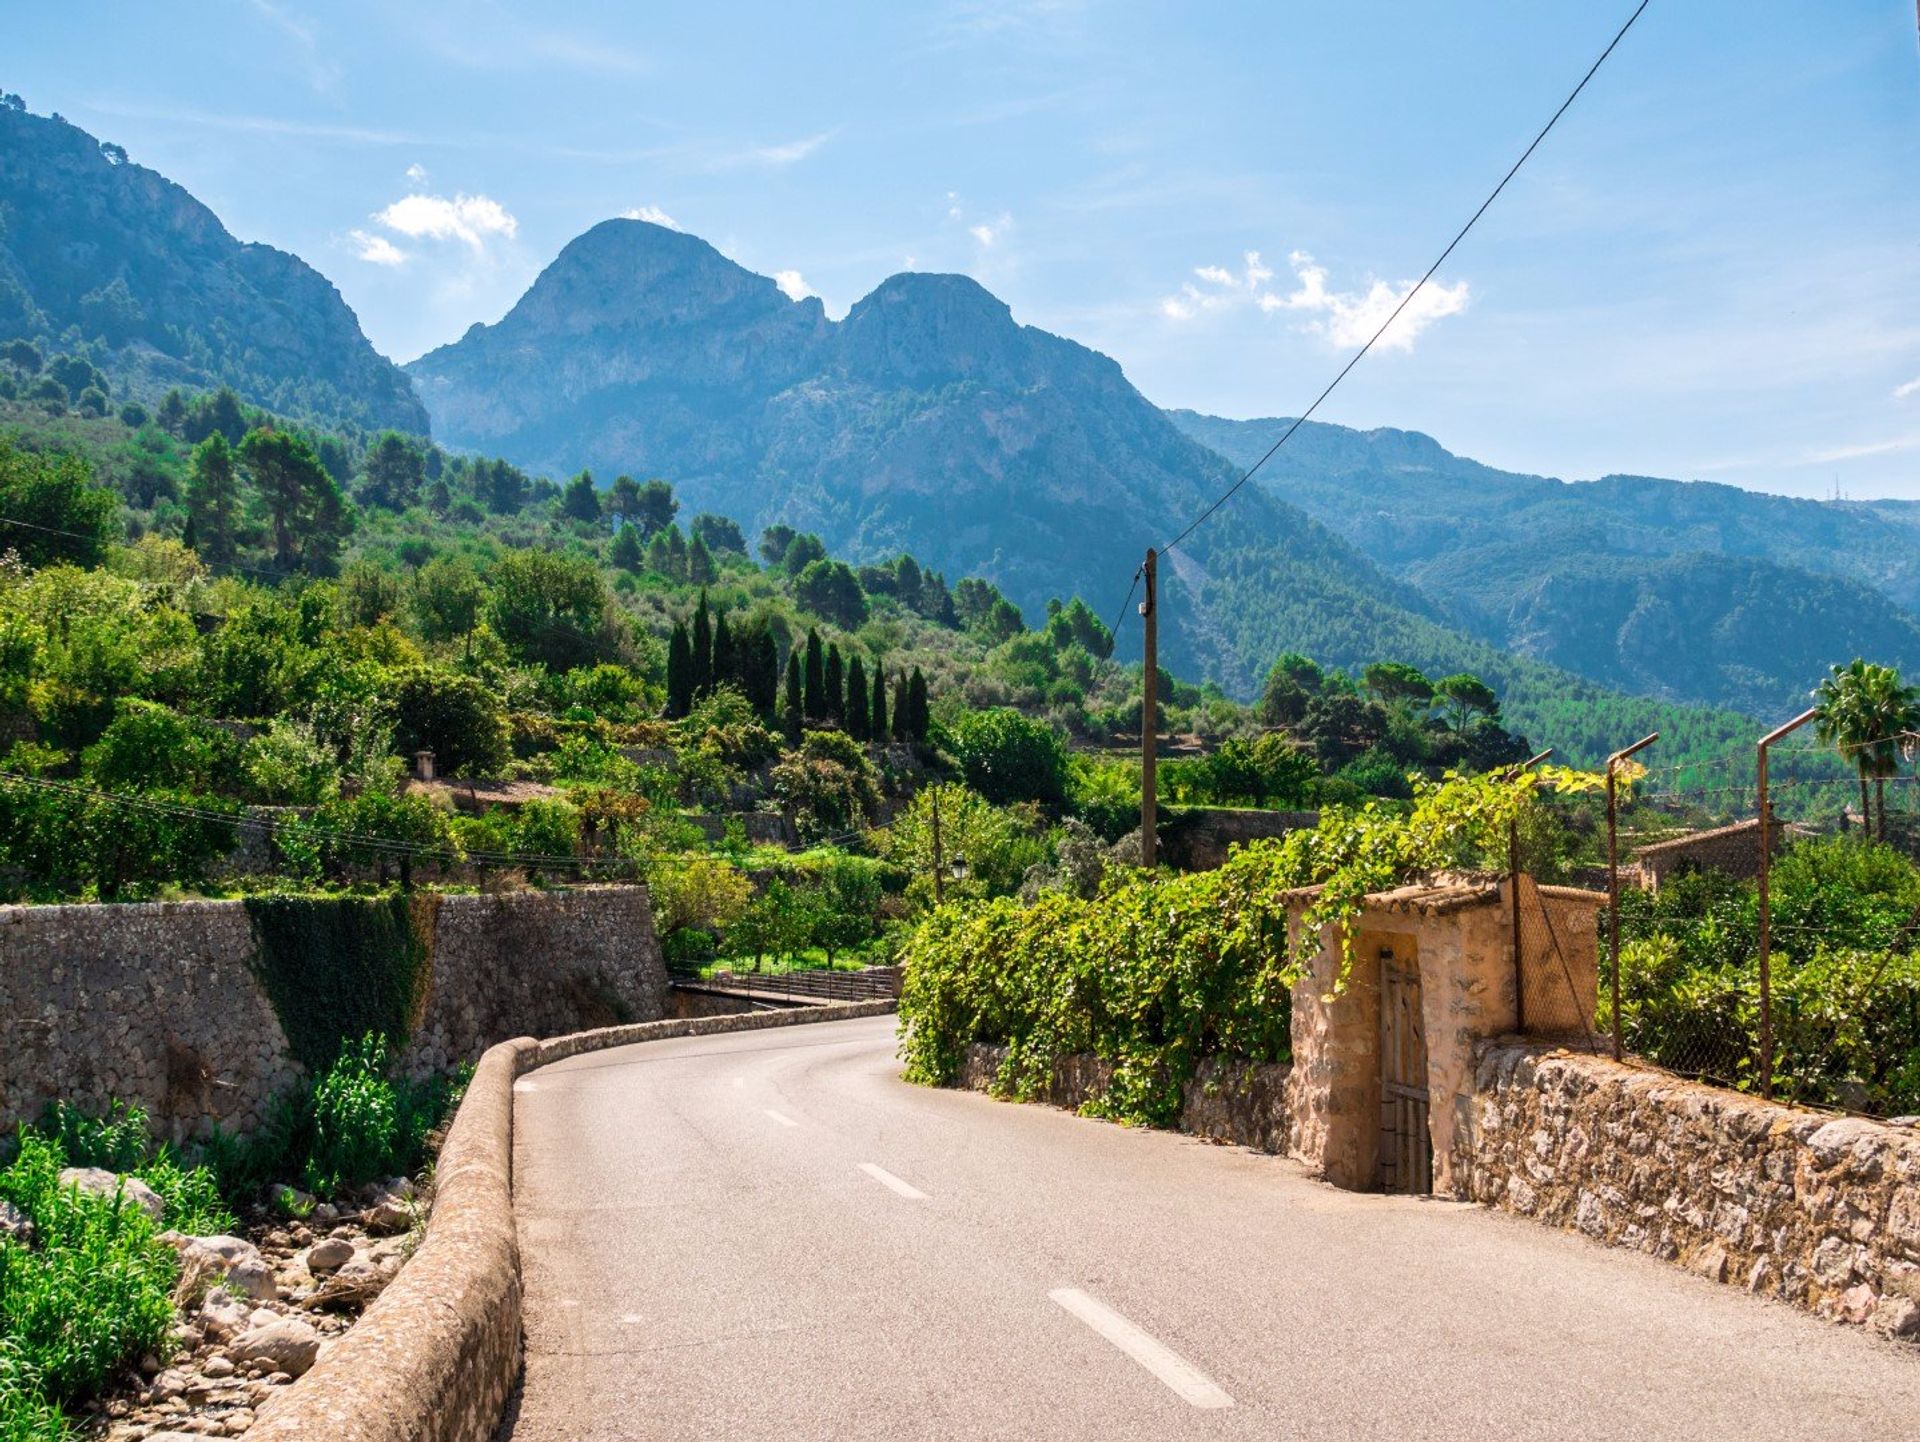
[
  {"left": 892, "top": 674, "right": 911, "bottom": 742},
  {"left": 824, "top": 643, "right": 845, "bottom": 723},
  {"left": 870, "top": 663, "right": 888, "bottom": 742},
  {"left": 185, "top": 432, "right": 241, "bottom": 565},
  {"left": 712, "top": 611, "right": 736, "bottom": 693},
  {"left": 610, "top": 522, "right": 643, "bottom": 571},
  {"left": 644, "top": 529, "right": 672, "bottom": 575},
  {"left": 908, "top": 667, "right": 930, "bottom": 742},
  {"left": 688, "top": 532, "right": 718, "bottom": 585},
  {"left": 667, "top": 526, "right": 688, "bottom": 582},
  {"left": 691, "top": 593, "right": 713, "bottom": 698},
  {"left": 666, "top": 622, "right": 693, "bottom": 718},
  {"left": 846, "top": 655, "right": 869, "bottom": 740},
  {"left": 783, "top": 650, "right": 804, "bottom": 745},
  {"left": 803, "top": 629, "right": 825, "bottom": 721}
]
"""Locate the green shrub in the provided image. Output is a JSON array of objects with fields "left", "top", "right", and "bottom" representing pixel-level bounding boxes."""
[
  {"left": 0, "top": 1134, "right": 175, "bottom": 1413},
  {"left": 897, "top": 846, "right": 1298, "bottom": 1125},
  {"left": 294, "top": 1036, "right": 468, "bottom": 1197},
  {"left": 0, "top": 1338, "right": 68, "bottom": 1442},
  {"left": 303, "top": 1035, "right": 399, "bottom": 1196},
  {"left": 943, "top": 707, "right": 1068, "bottom": 807}
]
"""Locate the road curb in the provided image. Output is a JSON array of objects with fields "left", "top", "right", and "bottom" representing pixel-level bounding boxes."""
[{"left": 249, "top": 1000, "right": 896, "bottom": 1442}]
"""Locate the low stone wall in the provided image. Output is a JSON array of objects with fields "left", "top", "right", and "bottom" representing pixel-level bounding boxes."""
[
  {"left": 249, "top": 1000, "right": 897, "bottom": 1442},
  {"left": 1459, "top": 1042, "right": 1920, "bottom": 1340},
  {"left": 0, "top": 886, "right": 668, "bottom": 1137},
  {"left": 957, "top": 1044, "right": 1291, "bottom": 1153},
  {"left": 1158, "top": 807, "right": 1318, "bottom": 872}
]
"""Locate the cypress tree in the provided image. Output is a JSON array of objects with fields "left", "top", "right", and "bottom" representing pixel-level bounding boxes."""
[
  {"left": 803, "top": 629, "right": 825, "bottom": 720},
  {"left": 691, "top": 592, "right": 713, "bottom": 698},
  {"left": 783, "top": 649, "right": 804, "bottom": 745},
  {"left": 870, "top": 662, "right": 888, "bottom": 742},
  {"left": 908, "top": 667, "right": 930, "bottom": 742},
  {"left": 846, "top": 655, "right": 869, "bottom": 740},
  {"left": 824, "top": 643, "right": 845, "bottom": 723},
  {"left": 689, "top": 532, "right": 718, "bottom": 585},
  {"left": 712, "top": 611, "right": 736, "bottom": 693},
  {"left": 892, "top": 674, "right": 911, "bottom": 742},
  {"left": 181, "top": 513, "right": 198, "bottom": 553},
  {"left": 757, "top": 628, "right": 781, "bottom": 716},
  {"left": 666, "top": 622, "right": 693, "bottom": 718},
  {"left": 667, "top": 526, "right": 688, "bottom": 582}
]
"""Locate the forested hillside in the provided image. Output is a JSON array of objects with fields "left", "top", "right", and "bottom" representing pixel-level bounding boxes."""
[
  {"left": 0, "top": 97, "right": 425, "bottom": 434},
  {"left": 1171, "top": 408, "right": 1920, "bottom": 716}
]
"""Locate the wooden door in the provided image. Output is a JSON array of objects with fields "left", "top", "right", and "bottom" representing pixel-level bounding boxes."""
[{"left": 1378, "top": 947, "right": 1432, "bottom": 1194}]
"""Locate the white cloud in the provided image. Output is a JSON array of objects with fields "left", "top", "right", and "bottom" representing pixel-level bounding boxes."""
[
  {"left": 1895, "top": 375, "right": 1920, "bottom": 400},
  {"left": 772, "top": 270, "right": 816, "bottom": 302},
  {"left": 374, "top": 192, "right": 518, "bottom": 250},
  {"left": 621, "top": 205, "right": 680, "bottom": 229},
  {"left": 969, "top": 212, "right": 1013, "bottom": 247},
  {"left": 404, "top": 162, "right": 428, "bottom": 186},
  {"left": 1804, "top": 433, "right": 1920, "bottom": 465},
  {"left": 349, "top": 229, "right": 409, "bottom": 266},
  {"left": 1161, "top": 249, "right": 1469, "bottom": 352},
  {"left": 751, "top": 133, "right": 830, "bottom": 166}
]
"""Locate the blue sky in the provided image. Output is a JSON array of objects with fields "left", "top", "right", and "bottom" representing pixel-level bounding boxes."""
[{"left": 11, "top": 2, "right": 1920, "bottom": 498}]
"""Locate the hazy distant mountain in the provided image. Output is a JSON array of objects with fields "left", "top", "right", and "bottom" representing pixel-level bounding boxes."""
[
  {"left": 0, "top": 100, "right": 425, "bottom": 434},
  {"left": 408, "top": 219, "right": 1445, "bottom": 682},
  {"left": 406, "top": 218, "right": 1780, "bottom": 759},
  {"left": 1168, "top": 409, "right": 1920, "bottom": 715}
]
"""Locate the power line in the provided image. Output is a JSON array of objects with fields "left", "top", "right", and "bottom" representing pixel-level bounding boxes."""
[{"left": 1155, "top": 0, "right": 1654, "bottom": 559}]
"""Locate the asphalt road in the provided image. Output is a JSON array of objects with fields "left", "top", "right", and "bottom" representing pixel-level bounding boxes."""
[{"left": 505, "top": 1014, "right": 1920, "bottom": 1441}]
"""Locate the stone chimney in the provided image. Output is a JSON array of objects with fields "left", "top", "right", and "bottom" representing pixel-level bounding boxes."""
[{"left": 414, "top": 750, "right": 435, "bottom": 782}]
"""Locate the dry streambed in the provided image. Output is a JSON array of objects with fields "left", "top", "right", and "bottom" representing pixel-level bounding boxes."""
[{"left": 71, "top": 1175, "right": 426, "bottom": 1441}]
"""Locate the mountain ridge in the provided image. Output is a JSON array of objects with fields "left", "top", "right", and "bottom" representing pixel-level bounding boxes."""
[{"left": 0, "top": 99, "right": 426, "bottom": 435}]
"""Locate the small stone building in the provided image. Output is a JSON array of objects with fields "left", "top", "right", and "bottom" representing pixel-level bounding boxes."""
[
  {"left": 1282, "top": 876, "right": 1606, "bottom": 1196},
  {"left": 1631, "top": 815, "right": 1811, "bottom": 891}
]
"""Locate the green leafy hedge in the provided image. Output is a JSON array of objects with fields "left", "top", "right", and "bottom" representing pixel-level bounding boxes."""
[
  {"left": 897, "top": 846, "right": 1299, "bottom": 1125},
  {"left": 244, "top": 894, "right": 434, "bottom": 1069},
  {"left": 897, "top": 770, "right": 1575, "bottom": 1125}
]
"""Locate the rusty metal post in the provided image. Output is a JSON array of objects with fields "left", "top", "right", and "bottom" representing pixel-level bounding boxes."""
[
  {"left": 1503, "top": 748, "right": 1553, "bottom": 1035},
  {"left": 1508, "top": 817, "right": 1524, "bottom": 1033},
  {"left": 1139, "top": 549, "right": 1158, "bottom": 870},
  {"left": 1757, "top": 707, "right": 1818, "bottom": 1100},
  {"left": 1607, "top": 732, "right": 1659, "bottom": 1061}
]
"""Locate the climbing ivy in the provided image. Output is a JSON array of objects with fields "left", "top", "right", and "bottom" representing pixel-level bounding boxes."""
[{"left": 243, "top": 893, "right": 436, "bottom": 1069}]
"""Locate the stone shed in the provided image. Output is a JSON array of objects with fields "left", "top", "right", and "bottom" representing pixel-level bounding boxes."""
[
  {"left": 1282, "top": 877, "right": 1606, "bottom": 1197},
  {"left": 1631, "top": 814, "right": 1811, "bottom": 891}
]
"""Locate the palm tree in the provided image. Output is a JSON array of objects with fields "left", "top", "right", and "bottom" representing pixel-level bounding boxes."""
[{"left": 1814, "top": 660, "right": 1919, "bottom": 841}]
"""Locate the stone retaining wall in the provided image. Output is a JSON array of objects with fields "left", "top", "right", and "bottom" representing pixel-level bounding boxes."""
[
  {"left": 249, "top": 1000, "right": 898, "bottom": 1442},
  {"left": 957, "top": 1043, "right": 1292, "bottom": 1153},
  {"left": 0, "top": 886, "right": 668, "bottom": 1137},
  {"left": 1459, "top": 1042, "right": 1920, "bottom": 1340}
]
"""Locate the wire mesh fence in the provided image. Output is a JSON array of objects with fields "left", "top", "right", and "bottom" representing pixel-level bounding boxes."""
[{"left": 1506, "top": 735, "right": 1920, "bottom": 1119}]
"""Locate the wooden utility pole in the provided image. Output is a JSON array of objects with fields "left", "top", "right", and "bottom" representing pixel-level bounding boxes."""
[
  {"left": 930, "top": 787, "right": 947, "bottom": 906},
  {"left": 1139, "top": 549, "right": 1158, "bottom": 869},
  {"left": 1756, "top": 707, "right": 1817, "bottom": 1100},
  {"left": 1606, "top": 732, "right": 1659, "bottom": 1062}
]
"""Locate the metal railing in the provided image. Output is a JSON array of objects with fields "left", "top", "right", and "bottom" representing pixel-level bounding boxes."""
[{"left": 665, "top": 961, "right": 901, "bottom": 1007}]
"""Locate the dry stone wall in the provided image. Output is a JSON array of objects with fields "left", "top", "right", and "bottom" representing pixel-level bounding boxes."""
[
  {"left": 1460, "top": 1042, "right": 1920, "bottom": 1340},
  {"left": 0, "top": 886, "right": 667, "bottom": 1138}
]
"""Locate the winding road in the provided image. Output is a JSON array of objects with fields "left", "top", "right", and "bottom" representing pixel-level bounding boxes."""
[{"left": 504, "top": 1014, "right": 1920, "bottom": 1440}]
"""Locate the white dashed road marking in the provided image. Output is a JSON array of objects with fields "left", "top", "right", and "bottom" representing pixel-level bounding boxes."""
[
  {"left": 1049, "top": 1288, "right": 1233, "bottom": 1410},
  {"left": 764, "top": 1109, "right": 799, "bottom": 1127},
  {"left": 858, "top": 1163, "right": 928, "bottom": 1200}
]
